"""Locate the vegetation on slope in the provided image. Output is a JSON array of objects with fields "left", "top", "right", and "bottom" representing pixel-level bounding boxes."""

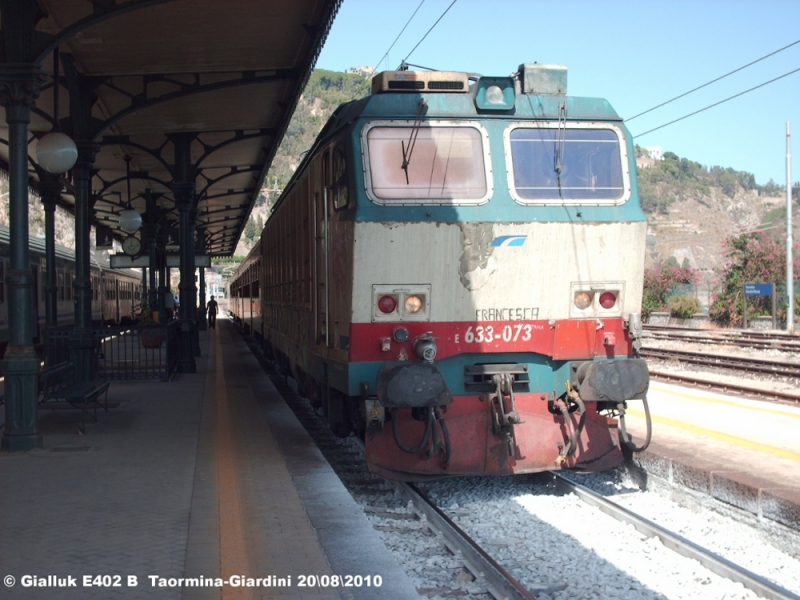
[{"left": 634, "top": 146, "right": 797, "bottom": 216}]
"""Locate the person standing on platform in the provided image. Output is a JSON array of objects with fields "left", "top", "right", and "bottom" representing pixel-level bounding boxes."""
[
  {"left": 164, "top": 289, "right": 175, "bottom": 321},
  {"left": 207, "top": 295, "right": 218, "bottom": 329}
]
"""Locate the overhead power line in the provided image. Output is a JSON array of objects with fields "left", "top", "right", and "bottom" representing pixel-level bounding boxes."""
[
  {"left": 633, "top": 66, "right": 800, "bottom": 139},
  {"left": 402, "top": 0, "right": 459, "bottom": 64},
  {"left": 367, "top": 0, "right": 426, "bottom": 79},
  {"left": 626, "top": 38, "right": 800, "bottom": 122}
]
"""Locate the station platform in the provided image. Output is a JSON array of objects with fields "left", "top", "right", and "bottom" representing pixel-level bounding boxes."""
[
  {"left": 0, "top": 318, "right": 420, "bottom": 600},
  {"left": 623, "top": 380, "right": 800, "bottom": 531}
]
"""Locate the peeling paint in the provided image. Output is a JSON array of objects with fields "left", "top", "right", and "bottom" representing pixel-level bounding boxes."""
[{"left": 458, "top": 222, "right": 496, "bottom": 291}]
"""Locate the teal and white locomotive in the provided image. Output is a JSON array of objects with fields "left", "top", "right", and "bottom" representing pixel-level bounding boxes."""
[{"left": 231, "top": 63, "right": 651, "bottom": 479}]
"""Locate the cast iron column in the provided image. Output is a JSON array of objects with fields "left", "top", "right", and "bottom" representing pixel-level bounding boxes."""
[
  {"left": 175, "top": 187, "right": 196, "bottom": 372},
  {"left": 189, "top": 208, "right": 200, "bottom": 356},
  {"left": 69, "top": 143, "right": 99, "bottom": 382},
  {"left": 0, "top": 64, "right": 43, "bottom": 451},
  {"left": 172, "top": 132, "right": 197, "bottom": 371},
  {"left": 145, "top": 192, "right": 159, "bottom": 313},
  {"left": 38, "top": 176, "right": 61, "bottom": 329},
  {"left": 198, "top": 266, "right": 207, "bottom": 330}
]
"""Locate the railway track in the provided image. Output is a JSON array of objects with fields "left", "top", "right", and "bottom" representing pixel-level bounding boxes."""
[
  {"left": 552, "top": 473, "right": 800, "bottom": 600},
  {"left": 396, "top": 482, "right": 552, "bottom": 600},
  {"left": 639, "top": 347, "right": 800, "bottom": 378},
  {"left": 644, "top": 324, "right": 800, "bottom": 352},
  {"left": 649, "top": 369, "right": 800, "bottom": 404}
]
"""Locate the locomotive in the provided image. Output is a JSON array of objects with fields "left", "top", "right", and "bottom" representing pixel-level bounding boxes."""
[{"left": 231, "top": 63, "right": 651, "bottom": 479}]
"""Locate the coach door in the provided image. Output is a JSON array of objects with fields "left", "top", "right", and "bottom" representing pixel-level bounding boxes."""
[{"left": 314, "top": 150, "right": 332, "bottom": 349}]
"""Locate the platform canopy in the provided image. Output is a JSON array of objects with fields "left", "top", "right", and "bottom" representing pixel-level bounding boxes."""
[{"left": 0, "top": 0, "right": 340, "bottom": 256}]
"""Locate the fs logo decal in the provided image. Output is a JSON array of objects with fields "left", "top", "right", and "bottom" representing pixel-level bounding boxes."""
[{"left": 491, "top": 235, "right": 527, "bottom": 247}]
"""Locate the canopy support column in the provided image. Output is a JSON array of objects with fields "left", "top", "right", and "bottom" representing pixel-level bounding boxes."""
[
  {"left": 172, "top": 132, "right": 197, "bottom": 373},
  {"left": 38, "top": 176, "right": 61, "bottom": 329},
  {"left": 0, "top": 62, "right": 43, "bottom": 452}
]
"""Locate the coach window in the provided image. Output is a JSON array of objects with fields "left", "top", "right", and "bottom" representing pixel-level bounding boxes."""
[
  {"left": 363, "top": 122, "right": 491, "bottom": 205},
  {"left": 505, "top": 123, "right": 630, "bottom": 205},
  {"left": 331, "top": 145, "right": 349, "bottom": 210},
  {"left": 0, "top": 260, "right": 4, "bottom": 303},
  {"left": 58, "top": 271, "right": 65, "bottom": 301}
]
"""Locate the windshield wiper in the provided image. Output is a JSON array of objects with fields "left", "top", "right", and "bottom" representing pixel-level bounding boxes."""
[
  {"left": 401, "top": 99, "right": 428, "bottom": 184},
  {"left": 554, "top": 101, "right": 567, "bottom": 197}
]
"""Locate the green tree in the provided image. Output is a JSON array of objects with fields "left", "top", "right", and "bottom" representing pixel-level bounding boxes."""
[
  {"left": 243, "top": 216, "right": 256, "bottom": 243},
  {"left": 709, "top": 232, "right": 798, "bottom": 325}
]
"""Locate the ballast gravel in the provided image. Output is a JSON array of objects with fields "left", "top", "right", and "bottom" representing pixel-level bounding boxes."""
[{"left": 415, "top": 473, "right": 800, "bottom": 599}]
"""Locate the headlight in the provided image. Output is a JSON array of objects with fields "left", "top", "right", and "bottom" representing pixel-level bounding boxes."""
[
  {"left": 404, "top": 295, "right": 423, "bottom": 313},
  {"left": 485, "top": 85, "right": 504, "bottom": 104},
  {"left": 574, "top": 291, "right": 593, "bottom": 310}
]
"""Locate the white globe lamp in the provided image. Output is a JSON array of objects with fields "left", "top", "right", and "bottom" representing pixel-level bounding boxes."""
[
  {"left": 119, "top": 208, "right": 142, "bottom": 233},
  {"left": 36, "top": 131, "right": 78, "bottom": 174}
]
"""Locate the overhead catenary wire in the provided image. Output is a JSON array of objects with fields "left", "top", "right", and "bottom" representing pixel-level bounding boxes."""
[
  {"left": 402, "top": 0, "right": 459, "bottom": 65},
  {"left": 633, "top": 66, "right": 800, "bottom": 139},
  {"left": 366, "top": 0, "right": 426, "bottom": 79},
  {"left": 626, "top": 37, "right": 800, "bottom": 122}
]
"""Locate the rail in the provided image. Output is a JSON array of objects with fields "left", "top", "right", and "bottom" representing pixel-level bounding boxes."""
[
  {"left": 551, "top": 473, "right": 800, "bottom": 600},
  {"left": 644, "top": 325, "right": 800, "bottom": 352},
  {"left": 639, "top": 347, "right": 800, "bottom": 378},
  {"left": 396, "top": 481, "right": 541, "bottom": 600},
  {"left": 649, "top": 370, "right": 800, "bottom": 404},
  {"left": 45, "top": 322, "right": 180, "bottom": 381}
]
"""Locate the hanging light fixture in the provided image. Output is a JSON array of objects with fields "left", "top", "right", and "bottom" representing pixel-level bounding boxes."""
[
  {"left": 36, "top": 48, "right": 78, "bottom": 174},
  {"left": 119, "top": 155, "right": 142, "bottom": 233}
]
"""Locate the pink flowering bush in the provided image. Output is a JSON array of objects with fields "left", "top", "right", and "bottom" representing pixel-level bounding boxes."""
[
  {"left": 642, "top": 265, "right": 698, "bottom": 318},
  {"left": 709, "top": 232, "right": 798, "bottom": 325}
]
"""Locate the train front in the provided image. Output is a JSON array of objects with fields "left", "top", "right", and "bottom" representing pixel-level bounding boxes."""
[{"left": 349, "top": 64, "right": 650, "bottom": 479}]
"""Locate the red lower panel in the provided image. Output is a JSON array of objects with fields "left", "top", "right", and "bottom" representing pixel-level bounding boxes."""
[
  {"left": 350, "top": 318, "right": 633, "bottom": 362},
  {"left": 366, "top": 393, "right": 623, "bottom": 480}
]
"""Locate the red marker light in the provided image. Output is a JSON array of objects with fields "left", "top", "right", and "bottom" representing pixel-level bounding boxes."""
[
  {"left": 599, "top": 291, "right": 617, "bottom": 309},
  {"left": 378, "top": 295, "right": 397, "bottom": 314}
]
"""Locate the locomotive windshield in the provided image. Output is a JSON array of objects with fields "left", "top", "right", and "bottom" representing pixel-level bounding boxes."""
[
  {"left": 364, "top": 123, "right": 490, "bottom": 205},
  {"left": 507, "top": 125, "right": 628, "bottom": 204}
]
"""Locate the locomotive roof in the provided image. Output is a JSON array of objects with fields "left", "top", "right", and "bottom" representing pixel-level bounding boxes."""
[{"left": 317, "top": 68, "right": 622, "bottom": 145}]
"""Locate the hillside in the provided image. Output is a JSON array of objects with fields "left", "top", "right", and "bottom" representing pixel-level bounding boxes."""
[
  {"left": 0, "top": 175, "right": 77, "bottom": 248},
  {"left": 235, "top": 69, "right": 370, "bottom": 255},
  {"left": 237, "top": 68, "right": 799, "bottom": 274},
  {"left": 636, "top": 147, "right": 798, "bottom": 274}
]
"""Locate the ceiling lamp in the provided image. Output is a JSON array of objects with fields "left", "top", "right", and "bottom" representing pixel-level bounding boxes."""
[
  {"left": 35, "top": 48, "right": 78, "bottom": 174},
  {"left": 119, "top": 156, "right": 142, "bottom": 233}
]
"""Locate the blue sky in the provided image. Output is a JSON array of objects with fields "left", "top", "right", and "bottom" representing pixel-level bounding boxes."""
[{"left": 316, "top": 0, "right": 800, "bottom": 187}]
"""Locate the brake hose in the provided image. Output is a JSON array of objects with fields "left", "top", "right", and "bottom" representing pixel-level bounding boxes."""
[
  {"left": 391, "top": 406, "right": 434, "bottom": 454},
  {"left": 617, "top": 394, "right": 652, "bottom": 453},
  {"left": 435, "top": 407, "right": 451, "bottom": 466}
]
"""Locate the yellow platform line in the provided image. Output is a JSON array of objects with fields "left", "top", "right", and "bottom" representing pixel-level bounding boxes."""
[
  {"left": 650, "top": 382, "right": 800, "bottom": 421},
  {"left": 215, "top": 331, "right": 253, "bottom": 599},
  {"left": 626, "top": 408, "right": 800, "bottom": 463},
  {"left": 650, "top": 382, "right": 800, "bottom": 417}
]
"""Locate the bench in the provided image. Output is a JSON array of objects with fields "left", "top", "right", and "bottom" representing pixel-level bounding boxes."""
[{"left": 38, "top": 362, "right": 110, "bottom": 432}]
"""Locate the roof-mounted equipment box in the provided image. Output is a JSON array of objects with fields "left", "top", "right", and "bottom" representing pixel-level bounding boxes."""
[
  {"left": 371, "top": 70, "right": 469, "bottom": 94},
  {"left": 518, "top": 63, "right": 567, "bottom": 96}
]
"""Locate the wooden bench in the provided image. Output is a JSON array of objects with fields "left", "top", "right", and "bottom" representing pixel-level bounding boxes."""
[{"left": 38, "top": 362, "right": 110, "bottom": 432}]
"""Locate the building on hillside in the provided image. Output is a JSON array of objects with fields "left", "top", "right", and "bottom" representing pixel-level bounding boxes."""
[
  {"left": 636, "top": 146, "right": 664, "bottom": 169},
  {"left": 346, "top": 66, "right": 373, "bottom": 78},
  {"left": 645, "top": 146, "right": 663, "bottom": 160}
]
